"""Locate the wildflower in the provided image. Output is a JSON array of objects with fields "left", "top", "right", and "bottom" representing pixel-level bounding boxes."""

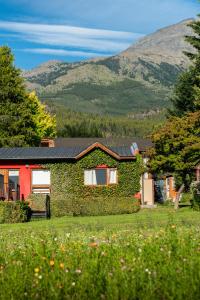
[
  {"left": 138, "top": 248, "right": 142, "bottom": 253},
  {"left": 75, "top": 269, "right": 82, "bottom": 274},
  {"left": 50, "top": 260, "right": 55, "bottom": 267},
  {"left": 171, "top": 225, "right": 176, "bottom": 229},
  {"left": 34, "top": 268, "right": 40, "bottom": 273},
  {"left": 60, "top": 263, "right": 64, "bottom": 269},
  {"left": 72, "top": 282, "right": 76, "bottom": 286},
  {"left": 60, "top": 244, "right": 65, "bottom": 252},
  {"left": 89, "top": 242, "right": 98, "bottom": 248},
  {"left": 38, "top": 275, "right": 42, "bottom": 280},
  {"left": 66, "top": 233, "right": 71, "bottom": 238},
  {"left": 54, "top": 237, "right": 58, "bottom": 242}
]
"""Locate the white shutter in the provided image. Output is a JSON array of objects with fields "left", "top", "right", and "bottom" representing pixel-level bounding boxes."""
[
  {"left": 32, "top": 170, "right": 50, "bottom": 185},
  {"left": 109, "top": 169, "right": 117, "bottom": 184},
  {"left": 84, "top": 170, "right": 93, "bottom": 185}
]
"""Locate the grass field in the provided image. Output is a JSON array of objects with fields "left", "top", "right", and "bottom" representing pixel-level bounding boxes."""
[{"left": 0, "top": 208, "right": 200, "bottom": 300}]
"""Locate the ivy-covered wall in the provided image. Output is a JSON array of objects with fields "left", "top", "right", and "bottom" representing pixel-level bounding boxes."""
[{"left": 40, "top": 149, "right": 142, "bottom": 216}]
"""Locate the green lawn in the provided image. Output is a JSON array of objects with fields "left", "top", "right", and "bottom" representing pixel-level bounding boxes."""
[{"left": 0, "top": 208, "right": 200, "bottom": 300}]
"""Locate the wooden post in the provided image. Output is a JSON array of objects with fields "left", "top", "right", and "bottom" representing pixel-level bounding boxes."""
[
  {"left": 46, "top": 194, "right": 51, "bottom": 219},
  {"left": 174, "top": 184, "right": 184, "bottom": 210}
]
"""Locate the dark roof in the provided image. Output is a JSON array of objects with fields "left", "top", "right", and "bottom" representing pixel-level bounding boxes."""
[
  {"left": 0, "top": 144, "right": 134, "bottom": 161},
  {"left": 0, "top": 147, "right": 85, "bottom": 160},
  {"left": 54, "top": 138, "right": 153, "bottom": 152}
]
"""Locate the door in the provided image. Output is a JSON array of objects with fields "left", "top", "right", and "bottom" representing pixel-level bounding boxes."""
[
  {"left": 8, "top": 170, "right": 20, "bottom": 200},
  {"left": 0, "top": 174, "right": 4, "bottom": 199},
  {"left": 0, "top": 169, "right": 9, "bottom": 200}
]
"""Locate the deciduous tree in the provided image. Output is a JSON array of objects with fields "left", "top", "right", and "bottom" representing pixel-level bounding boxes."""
[{"left": 0, "top": 46, "right": 56, "bottom": 146}]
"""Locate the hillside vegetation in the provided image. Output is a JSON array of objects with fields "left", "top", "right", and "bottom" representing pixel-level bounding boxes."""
[{"left": 49, "top": 103, "right": 165, "bottom": 138}]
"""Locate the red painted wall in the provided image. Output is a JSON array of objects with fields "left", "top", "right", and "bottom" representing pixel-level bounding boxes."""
[{"left": 0, "top": 163, "right": 41, "bottom": 200}]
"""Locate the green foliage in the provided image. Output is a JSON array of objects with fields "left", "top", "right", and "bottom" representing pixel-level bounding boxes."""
[
  {"left": 137, "top": 60, "right": 183, "bottom": 87},
  {"left": 52, "top": 197, "right": 140, "bottom": 217},
  {"left": 0, "top": 201, "right": 31, "bottom": 224},
  {"left": 191, "top": 182, "right": 200, "bottom": 211},
  {"left": 54, "top": 104, "right": 165, "bottom": 138},
  {"left": 28, "top": 194, "right": 46, "bottom": 212},
  {"left": 0, "top": 46, "right": 56, "bottom": 146},
  {"left": 28, "top": 92, "right": 56, "bottom": 139},
  {"left": 45, "top": 149, "right": 143, "bottom": 216},
  {"left": 41, "top": 79, "right": 169, "bottom": 116},
  {"left": 1, "top": 212, "right": 200, "bottom": 299},
  {"left": 170, "top": 18, "right": 200, "bottom": 116},
  {"left": 149, "top": 111, "right": 200, "bottom": 186},
  {"left": 180, "top": 192, "right": 193, "bottom": 204}
]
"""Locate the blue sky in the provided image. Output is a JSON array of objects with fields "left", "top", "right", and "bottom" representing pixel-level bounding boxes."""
[{"left": 0, "top": 0, "right": 199, "bottom": 69}]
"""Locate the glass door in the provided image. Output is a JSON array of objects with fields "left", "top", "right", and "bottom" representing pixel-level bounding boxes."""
[{"left": 8, "top": 170, "right": 20, "bottom": 200}]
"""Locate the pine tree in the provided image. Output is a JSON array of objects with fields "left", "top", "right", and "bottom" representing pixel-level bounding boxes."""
[
  {"left": 170, "top": 18, "right": 200, "bottom": 116},
  {"left": 0, "top": 46, "right": 56, "bottom": 147}
]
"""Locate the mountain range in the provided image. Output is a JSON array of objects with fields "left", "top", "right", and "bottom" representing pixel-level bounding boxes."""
[{"left": 23, "top": 19, "right": 194, "bottom": 116}]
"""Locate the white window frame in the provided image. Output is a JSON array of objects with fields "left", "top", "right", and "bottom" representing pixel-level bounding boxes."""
[
  {"left": 84, "top": 168, "right": 117, "bottom": 186},
  {"left": 31, "top": 169, "right": 51, "bottom": 194}
]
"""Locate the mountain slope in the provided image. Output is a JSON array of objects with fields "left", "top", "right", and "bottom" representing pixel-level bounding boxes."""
[{"left": 24, "top": 19, "right": 194, "bottom": 115}]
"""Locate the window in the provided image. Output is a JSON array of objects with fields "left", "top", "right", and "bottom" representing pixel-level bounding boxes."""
[
  {"left": 84, "top": 168, "right": 117, "bottom": 186},
  {"left": 32, "top": 169, "right": 51, "bottom": 194}
]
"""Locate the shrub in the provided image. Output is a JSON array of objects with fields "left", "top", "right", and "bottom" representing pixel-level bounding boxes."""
[
  {"left": 51, "top": 196, "right": 140, "bottom": 217},
  {"left": 191, "top": 182, "right": 200, "bottom": 211},
  {"left": 28, "top": 194, "right": 46, "bottom": 211},
  {"left": 0, "top": 201, "right": 31, "bottom": 224},
  {"left": 180, "top": 192, "right": 192, "bottom": 203}
]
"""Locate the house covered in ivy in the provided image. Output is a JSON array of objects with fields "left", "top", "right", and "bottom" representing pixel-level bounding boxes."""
[{"left": 0, "top": 138, "right": 154, "bottom": 216}]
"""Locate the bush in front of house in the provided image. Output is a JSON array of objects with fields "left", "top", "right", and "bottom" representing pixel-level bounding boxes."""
[
  {"left": 28, "top": 194, "right": 46, "bottom": 211},
  {"left": 191, "top": 182, "right": 200, "bottom": 211},
  {"left": 51, "top": 196, "right": 140, "bottom": 217},
  {"left": 0, "top": 201, "right": 32, "bottom": 224}
]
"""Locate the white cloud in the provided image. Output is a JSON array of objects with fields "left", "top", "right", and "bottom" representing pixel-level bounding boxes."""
[
  {"left": 0, "top": 21, "right": 143, "bottom": 53},
  {"left": 22, "top": 48, "right": 109, "bottom": 58}
]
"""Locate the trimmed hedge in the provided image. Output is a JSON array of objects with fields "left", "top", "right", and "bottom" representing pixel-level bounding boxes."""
[
  {"left": 191, "top": 182, "right": 200, "bottom": 211},
  {"left": 28, "top": 194, "right": 46, "bottom": 211},
  {"left": 51, "top": 197, "right": 140, "bottom": 217},
  {"left": 0, "top": 201, "right": 31, "bottom": 224}
]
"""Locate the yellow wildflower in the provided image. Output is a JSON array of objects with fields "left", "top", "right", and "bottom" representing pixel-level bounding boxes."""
[
  {"left": 34, "top": 268, "right": 40, "bottom": 273},
  {"left": 50, "top": 260, "right": 55, "bottom": 267},
  {"left": 60, "top": 263, "right": 64, "bottom": 269}
]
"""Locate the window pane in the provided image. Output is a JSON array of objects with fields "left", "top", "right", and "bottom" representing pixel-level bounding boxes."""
[
  {"left": 32, "top": 170, "right": 50, "bottom": 185},
  {"left": 96, "top": 169, "right": 107, "bottom": 185},
  {"left": 9, "top": 170, "right": 19, "bottom": 190},
  {"left": 109, "top": 169, "right": 117, "bottom": 184}
]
